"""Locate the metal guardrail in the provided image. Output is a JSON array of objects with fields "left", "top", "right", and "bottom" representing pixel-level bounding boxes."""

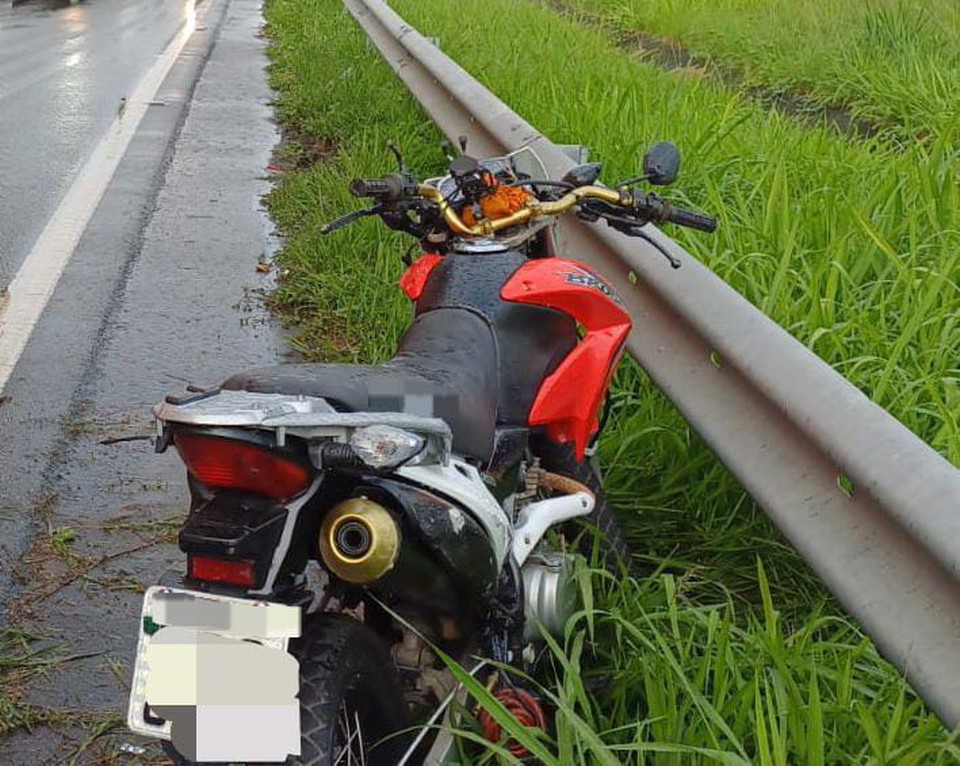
[{"left": 344, "top": 0, "right": 960, "bottom": 726}]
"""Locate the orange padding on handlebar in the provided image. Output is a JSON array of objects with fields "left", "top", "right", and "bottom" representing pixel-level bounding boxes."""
[{"left": 462, "top": 176, "right": 531, "bottom": 227}]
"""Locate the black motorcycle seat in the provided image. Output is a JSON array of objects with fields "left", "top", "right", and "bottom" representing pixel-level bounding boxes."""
[{"left": 222, "top": 308, "right": 499, "bottom": 462}]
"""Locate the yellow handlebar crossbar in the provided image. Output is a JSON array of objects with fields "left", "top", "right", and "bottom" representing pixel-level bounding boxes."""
[{"left": 416, "top": 184, "right": 631, "bottom": 237}]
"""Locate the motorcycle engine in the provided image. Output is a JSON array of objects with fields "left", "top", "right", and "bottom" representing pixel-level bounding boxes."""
[{"left": 521, "top": 552, "right": 579, "bottom": 643}]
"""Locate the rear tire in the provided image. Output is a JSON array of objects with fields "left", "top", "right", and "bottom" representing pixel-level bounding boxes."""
[
  {"left": 294, "top": 614, "right": 409, "bottom": 764},
  {"left": 533, "top": 439, "right": 633, "bottom": 573},
  {"left": 163, "top": 615, "right": 409, "bottom": 765}
]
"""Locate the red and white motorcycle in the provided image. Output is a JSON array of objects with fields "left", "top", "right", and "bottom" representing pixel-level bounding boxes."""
[{"left": 126, "top": 140, "right": 715, "bottom": 764}]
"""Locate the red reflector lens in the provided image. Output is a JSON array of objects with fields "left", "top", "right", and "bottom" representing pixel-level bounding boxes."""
[
  {"left": 188, "top": 555, "right": 256, "bottom": 587},
  {"left": 174, "top": 432, "right": 311, "bottom": 501}
]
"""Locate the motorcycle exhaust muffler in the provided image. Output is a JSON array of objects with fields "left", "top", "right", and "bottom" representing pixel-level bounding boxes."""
[
  {"left": 319, "top": 498, "right": 401, "bottom": 584},
  {"left": 317, "top": 484, "right": 493, "bottom": 628}
]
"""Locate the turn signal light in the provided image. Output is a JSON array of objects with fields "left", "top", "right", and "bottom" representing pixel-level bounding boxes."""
[
  {"left": 174, "top": 432, "right": 312, "bottom": 501},
  {"left": 188, "top": 555, "right": 256, "bottom": 587}
]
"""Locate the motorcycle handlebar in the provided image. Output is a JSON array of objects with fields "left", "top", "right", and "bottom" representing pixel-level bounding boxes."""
[
  {"left": 350, "top": 178, "right": 392, "bottom": 198},
  {"left": 631, "top": 191, "right": 717, "bottom": 233},
  {"left": 349, "top": 174, "right": 415, "bottom": 202},
  {"left": 349, "top": 176, "right": 717, "bottom": 238},
  {"left": 662, "top": 203, "right": 717, "bottom": 233},
  {"left": 416, "top": 183, "right": 632, "bottom": 237}
]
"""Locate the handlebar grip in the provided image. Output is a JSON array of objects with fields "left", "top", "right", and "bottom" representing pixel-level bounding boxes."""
[
  {"left": 350, "top": 174, "right": 417, "bottom": 202},
  {"left": 664, "top": 204, "right": 717, "bottom": 233},
  {"left": 350, "top": 178, "right": 394, "bottom": 199}
]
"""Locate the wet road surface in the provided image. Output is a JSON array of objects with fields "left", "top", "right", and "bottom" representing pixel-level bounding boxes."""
[
  {"left": 0, "top": 0, "right": 197, "bottom": 293},
  {"left": 0, "top": 0, "right": 285, "bottom": 761}
]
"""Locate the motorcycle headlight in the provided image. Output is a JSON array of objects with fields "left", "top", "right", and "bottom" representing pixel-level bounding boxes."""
[{"left": 350, "top": 425, "right": 425, "bottom": 469}]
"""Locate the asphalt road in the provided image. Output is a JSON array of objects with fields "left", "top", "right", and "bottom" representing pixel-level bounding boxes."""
[
  {"left": 0, "top": 0, "right": 196, "bottom": 293},
  {"left": 0, "top": 0, "right": 285, "bottom": 761}
]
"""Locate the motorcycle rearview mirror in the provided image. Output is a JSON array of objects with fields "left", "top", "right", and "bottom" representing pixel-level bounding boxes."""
[
  {"left": 642, "top": 141, "right": 680, "bottom": 186},
  {"left": 561, "top": 162, "right": 603, "bottom": 188},
  {"left": 449, "top": 154, "right": 480, "bottom": 178}
]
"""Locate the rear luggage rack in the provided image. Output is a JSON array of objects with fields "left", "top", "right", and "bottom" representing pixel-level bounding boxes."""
[{"left": 154, "top": 389, "right": 453, "bottom": 459}]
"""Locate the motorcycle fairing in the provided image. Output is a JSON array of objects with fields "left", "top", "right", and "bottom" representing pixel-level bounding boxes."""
[
  {"left": 500, "top": 260, "right": 632, "bottom": 459},
  {"left": 399, "top": 253, "right": 444, "bottom": 300}
]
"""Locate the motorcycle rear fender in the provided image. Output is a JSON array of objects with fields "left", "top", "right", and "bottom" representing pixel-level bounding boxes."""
[
  {"left": 179, "top": 476, "right": 323, "bottom": 598},
  {"left": 179, "top": 493, "right": 288, "bottom": 590},
  {"left": 396, "top": 459, "right": 511, "bottom": 570}
]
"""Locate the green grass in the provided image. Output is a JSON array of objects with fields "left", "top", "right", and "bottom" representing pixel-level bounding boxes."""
[
  {"left": 556, "top": 0, "right": 960, "bottom": 147},
  {"left": 0, "top": 629, "right": 76, "bottom": 738},
  {"left": 263, "top": 0, "right": 959, "bottom": 759},
  {"left": 383, "top": 0, "right": 960, "bottom": 600},
  {"left": 528, "top": 566, "right": 960, "bottom": 765}
]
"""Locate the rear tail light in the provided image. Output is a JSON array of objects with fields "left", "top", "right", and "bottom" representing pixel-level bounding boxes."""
[
  {"left": 188, "top": 555, "right": 256, "bottom": 587},
  {"left": 174, "top": 432, "right": 312, "bottom": 501}
]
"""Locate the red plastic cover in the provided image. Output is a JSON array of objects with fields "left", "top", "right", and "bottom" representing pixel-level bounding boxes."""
[
  {"left": 399, "top": 254, "right": 444, "bottom": 301},
  {"left": 501, "top": 259, "right": 632, "bottom": 459}
]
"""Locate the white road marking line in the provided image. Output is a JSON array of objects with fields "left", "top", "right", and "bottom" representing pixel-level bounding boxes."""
[{"left": 0, "top": 1, "right": 203, "bottom": 394}]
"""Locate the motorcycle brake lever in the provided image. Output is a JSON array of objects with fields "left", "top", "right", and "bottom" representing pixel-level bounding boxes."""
[
  {"left": 577, "top": 200, "right": 683, "bottom": 269},
  {"left": 321, "top": 204, "right": 384, "bottom": 235},
  {"left": 604, "top": 216, "right": 682, "bottom": 269}
]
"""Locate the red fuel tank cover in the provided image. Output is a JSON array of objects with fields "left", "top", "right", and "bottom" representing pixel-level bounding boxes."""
[{"left": 399, "top": 254, "right": 444, "bottom": 301}]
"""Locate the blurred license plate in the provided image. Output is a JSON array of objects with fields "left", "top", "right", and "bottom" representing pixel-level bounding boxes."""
[{"left": 127, "top": 586, "right": 301, "bottom": 761}]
